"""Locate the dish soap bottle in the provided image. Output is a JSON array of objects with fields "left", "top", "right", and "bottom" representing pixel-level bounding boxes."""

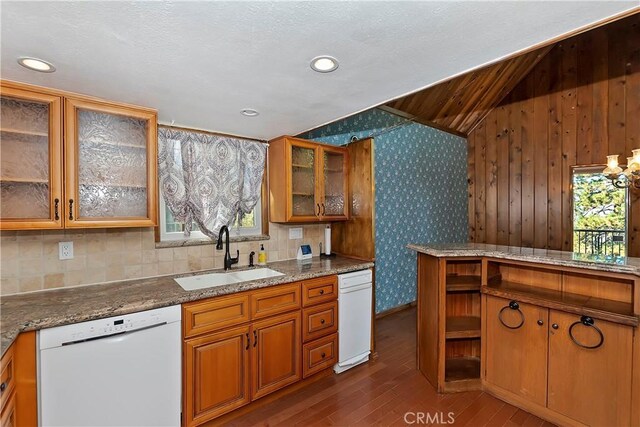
[{"left": 257, "top": 244, "right": 267, "bottom": 265}]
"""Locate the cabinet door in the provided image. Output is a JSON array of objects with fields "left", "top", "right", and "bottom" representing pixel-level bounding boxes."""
[
  {"left": 548, "top": 311, "right": 633, "bottom": 426},
  {"left": 485, "top": 296, "right": 548, "bottom": 406},
  {"left": 288, "top": 139, "right": 320, "bottom": 221},
  {"left": 183, "top": 325, "right": 251, "bottom": 426},
  {"left": 0, "top": 392, "right": 16, "bottom": 427},
  {"left": 319, "top": 146, "right": 348, "bottom": 220},
  {"left": 64, "top": 97, "right": 157, "bottom": 228},
  {"left": 251, "top": 311, "right": 301, "bottom": 400},
  {"left": 0, "top": 85, "right": 63, "bottom": 229}
]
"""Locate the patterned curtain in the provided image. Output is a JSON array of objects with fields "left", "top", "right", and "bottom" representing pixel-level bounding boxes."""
[{"left": 157, "top": 127, "right": 266, "bottom": 239}]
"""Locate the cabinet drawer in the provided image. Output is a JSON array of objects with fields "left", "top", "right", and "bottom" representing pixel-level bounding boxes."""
[
  {"left": 0, "top": 345, "right": 15, "bottom": 411},
  {"left": 0, "top": 391, "right": 15, "bottom": 427},
  {"left": 302, "top": 301, "right": 338, "bottom": 342},
  {"left": 250, "top": 283, "right": 300, "bottom": 320},
  {"left": 183, "top": 294, "right": 250, "bottom": 338},
  {"left": 303, "top": 333, "right": 337, "bottom": 378},
  {"left": 302, "top": 276, "right": 337, "bottom": 307}
]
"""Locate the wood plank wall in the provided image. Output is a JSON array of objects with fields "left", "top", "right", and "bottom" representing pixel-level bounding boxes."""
[{"left": 467, "top": 14, "right": 640, "bottom": 257}]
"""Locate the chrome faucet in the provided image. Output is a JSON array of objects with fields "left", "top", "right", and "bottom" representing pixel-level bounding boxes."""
[{"left": 216, "top": 225, "right": 239, "bottom": 271}]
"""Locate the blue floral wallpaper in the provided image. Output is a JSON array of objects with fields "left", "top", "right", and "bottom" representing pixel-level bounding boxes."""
[{"left": 301, "top": 108, "right": 468, "bottom": 313}]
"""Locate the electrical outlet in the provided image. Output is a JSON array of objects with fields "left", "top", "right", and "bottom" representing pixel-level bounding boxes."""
[
  {"left": 59, "top": 241, "right": 74, "bottom": 260},
  {"left": 289, "top": 227, "right": 303, "bottom": 240}
]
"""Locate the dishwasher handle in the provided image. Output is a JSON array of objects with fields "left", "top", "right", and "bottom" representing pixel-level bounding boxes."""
[{"left": 339, "top": 283, "right": 372, "bottom": 294}]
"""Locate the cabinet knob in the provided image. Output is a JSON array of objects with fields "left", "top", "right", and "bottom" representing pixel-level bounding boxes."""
[
  {"left": 320, "top": 319, "right": 325, "bottom": 324},
  {"left": 552, "top": 323, "right": 559, "bottom": 330},
  {"left": 0, "top": 382, "right": 6, "bottom": 393},
  {"left": 319, "top": 289, "right": 324, "bottom": 295},
  {"left": 321, "top": 352, "right": 326, "bottom": 358},
  {"left": 537, "top": 320, "right": 544, "bottom": 326}
]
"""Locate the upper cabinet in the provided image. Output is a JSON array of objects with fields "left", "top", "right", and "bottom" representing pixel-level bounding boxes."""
[
  {"left": 0, "top": 85, "right": 63, "bottom": 229},
  {"left": 0, "top": 81, "right": 157, "bottom": 230},
  {"left": 269, "top": 136, "right": 348, "bottom": 223}
]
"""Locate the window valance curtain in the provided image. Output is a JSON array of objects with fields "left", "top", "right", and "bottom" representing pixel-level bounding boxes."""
[{"left": 158, "top": 127, "right": 266, "bottom": 239}]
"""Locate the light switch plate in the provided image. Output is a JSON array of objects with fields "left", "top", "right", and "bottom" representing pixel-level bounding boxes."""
[
  {"left": 289, "top": 227, "right": 303, "bottom": 240},
  {"left": 59, "top": 241, "right": 74, "bottom": 260}
]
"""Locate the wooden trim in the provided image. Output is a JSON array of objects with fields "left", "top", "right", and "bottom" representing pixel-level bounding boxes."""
[
  {"left": 377, "top": 105, "right": 467, "bottom": 138},
  {"left": 0, "top": 83, "right": 64, "bottom": 230},
  {"left": 633, "top": 277, "right": 640, "bottom": 426},
  {"left": 63, "top": 96, "right": 158, "bottom": 228},
  {"left": 14, "top": 332, "right": 36, "bottom": 427},
  {"left": 374, "top": 301, "right": 416, "bottom": 319}
]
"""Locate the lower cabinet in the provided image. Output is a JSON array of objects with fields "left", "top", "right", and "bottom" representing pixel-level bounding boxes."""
[
  {"left": 485, "top": 295, "right": 635, "bottom": 426},
  {"left": 0, "top": 393, "right": 16, "bottom": 427},
  {"left": 485, "top": 296, "right": 548, "bottom": 406},
  {"left": 183, "top": 325, "right": 251, "bottom": 426},
  {"left": 547, "top": 310, "right": 633, "bottom": 427},
  {"left": 251, "top": 311, "right": 301, "bottom": 400}
]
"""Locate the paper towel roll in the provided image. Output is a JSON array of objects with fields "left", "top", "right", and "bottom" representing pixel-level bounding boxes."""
[{"left": 324, "top": 226, "right": 331, "bottom": 255}]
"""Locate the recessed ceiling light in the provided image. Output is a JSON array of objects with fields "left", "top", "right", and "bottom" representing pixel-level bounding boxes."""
[
  {"left": 240, "top": 108, "right": 259, "bottom": 117},
  {"left": 17, "top": 56, "right": 56, "bottom": 73},
  {"left": 310, "top": 56, "right": 339, "bottom": 73}
]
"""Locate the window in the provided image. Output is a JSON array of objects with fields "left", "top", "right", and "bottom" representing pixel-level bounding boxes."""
[
  {"left": 572, "top": 166, "right": 628, "bottom": 256},
  {"left": 159, "top": 194, "right": 262, "bottom": 241}
]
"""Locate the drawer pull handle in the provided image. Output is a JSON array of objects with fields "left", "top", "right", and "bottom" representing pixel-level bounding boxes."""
[
  {"left": 0, "top": 382, "right": 6, "bottom": 393},
  {"left": 319, "top": 290, "right": 324, "bottom": 295},
  {"left": 569, "top": 316, "right": 604, "bottom": 349},
  {"left": 320, "top": 319, "right": 325, "bottom": 324},
  {"left": 552, "top": 323, "right": 559, "bottom": 330},
  {"left": 68, "top": 199, "right": 74, "bottom": 220},
  {"left": 321, "top": 352, "right": 326, "bottom": 358},
  {"left": 316, "top": 203, "right": 321, "bottom": 216},
  {"left": 321, "top": 203, "right": 326, "bottom": 216},
  {"left": 245, "top": 333, "right": 250, "bottom": 350},
  {"left": 537, "top": 319, "right": 544, "bottom": 326},
  {"left": 253, "top": 330, "right": 258, "bottom": 348},
  {"left": 498, "top": 300, "right": 525, "bottom": 330},
  {"left": 54, "top": 198, "right": 60, "bottom": 220}
]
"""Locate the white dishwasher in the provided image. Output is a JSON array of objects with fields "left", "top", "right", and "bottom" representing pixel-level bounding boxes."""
[
  {"left": 38, "top": 305, "right": 181, "bottom": 427},
  {"left": 334, "top": 269, "right": 372, "bottom": 374}
]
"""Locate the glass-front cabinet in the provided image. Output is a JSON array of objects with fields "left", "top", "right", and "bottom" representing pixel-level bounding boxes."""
[
  {"left": 0, "top": 85, "right": 63, "bottom": 229},
  {"left": 269, "top": 136, "right": 349, "bottom": 223},
  {"left": 0, "top": 81, "right": 157, "bottom": 230},
  {"left": 64, "top": 98, "right": 157, "bottom": 228}
]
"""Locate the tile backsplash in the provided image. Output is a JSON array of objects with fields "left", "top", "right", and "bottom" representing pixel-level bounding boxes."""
[{"left": 0, "top": 223, "right": 326, "bottom": 295}]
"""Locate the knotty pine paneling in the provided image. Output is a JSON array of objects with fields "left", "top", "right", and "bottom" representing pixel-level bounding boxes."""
[{"left": 468, "top": 14, "right": 640, "bottom": 257}]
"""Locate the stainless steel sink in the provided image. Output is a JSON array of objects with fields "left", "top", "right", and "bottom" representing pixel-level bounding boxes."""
[{"left": 174, "top": 268, "right": 285, "bottom": 291}]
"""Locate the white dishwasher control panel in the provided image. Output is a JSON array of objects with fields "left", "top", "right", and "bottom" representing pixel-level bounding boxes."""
[{"left": 39, "top": 305, "right": 181, "bottom": 350}]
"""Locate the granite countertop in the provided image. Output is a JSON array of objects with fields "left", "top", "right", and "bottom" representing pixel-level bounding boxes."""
[
  {"left": 407, "top": 243, "right": 640, "bottom": 277},
  {"left": 0, "top": 256, "right": 373, "bottom": 356}
]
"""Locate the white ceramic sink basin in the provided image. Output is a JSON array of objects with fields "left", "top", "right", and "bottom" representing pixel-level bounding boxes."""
[{"left": 174, "top": 268, "right": 285, "bottom": 291}]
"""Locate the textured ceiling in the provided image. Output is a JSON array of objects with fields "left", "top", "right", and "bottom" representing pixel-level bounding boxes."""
[
  {"left": 1, "top": 2, "right": 638, "bottom": 140},
  {"left": 384, "top": 45, "right": 554, "bottom": 136}
]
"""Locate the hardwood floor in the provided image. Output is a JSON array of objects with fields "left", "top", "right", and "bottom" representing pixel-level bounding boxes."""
[{"left": 223, "top": 308, "right": 554, "bottom": 427}]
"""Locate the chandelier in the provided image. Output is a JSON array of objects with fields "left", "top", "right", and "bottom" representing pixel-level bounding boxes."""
[{"left": 603, "top": 149, "right": 640, "bottom": 190}]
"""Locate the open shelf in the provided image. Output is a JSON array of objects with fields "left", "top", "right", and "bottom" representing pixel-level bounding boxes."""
[
  {"left": 483, "top": 280, "right": 638, "bottom": 326},
  {"left": 445, "top": 356, "right": 480, "bottom": 382},
  {"left": 445, "top": 316, "right": 481, "bottom": 339},
  {"left": 0, "top": 127, "right": 48, "bottom": 137},
  {"left": 446, "top": 275, "right": 481, "bottom": 292}
]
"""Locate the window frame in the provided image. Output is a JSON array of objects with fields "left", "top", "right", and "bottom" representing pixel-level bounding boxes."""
[{"left": 570, "top": 164, "right": 630, "bottom": 255}]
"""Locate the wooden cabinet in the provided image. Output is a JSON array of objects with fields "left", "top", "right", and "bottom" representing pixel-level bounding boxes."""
[
  {"left": 0, "top": 84, "right": 63, "bottom": 229},
  {"left": 268, "top": 136, "right": 348, "bottom": 223},
  {"left": 251, "top": 311, "right": 301, "bottom": 400},
  {"left": 485, "top": 296, "right": 549, "bottom": 406},
  {"left": 183, "top": 325, "right": 251, "bottom": 426},
  {"left": 64, "top": 97, "right": 157, "bottom": 228},
  {"left": 302, "top": 275, "right": 337, "bottom": 307},
  {"left": 303, "top": 333, "right": 338, "bottom": 378},
  {"left": 302, "top": 301, "right": 337, "bottom": 342},
  {"left": 0, "top": 332, "right": 37, "bottom": 427},
  {"left": 0, "top": 81, "right": 157, "bottom": 229},
  {"left": 548, "top": 310, "right": 633, "bottom": 427}
]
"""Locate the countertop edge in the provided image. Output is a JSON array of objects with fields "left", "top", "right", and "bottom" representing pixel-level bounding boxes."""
[
  {"left": 407, "top": 244, "right": 640, "bottom": 277},
  {"left": 1, "top": 259, "right": 374, "bottom": 357}
]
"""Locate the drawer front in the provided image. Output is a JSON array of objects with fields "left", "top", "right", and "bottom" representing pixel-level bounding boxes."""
[
  {"left": 0, "top": 345, "right": 15, "bottom": 411},
  {"left": 183, "top": 294, "right": 250, "bottom": 338},
  {"left": 302, "top": 276, "right": 337, "bottom": 307},
  {"left": 250, "top": 283, "right": 301, "bottom": 320},
  {"left": 303, "top": 333, "right": 337, "bottom": 378},
  {"left": 302, "top": 301, "right": 338, "bottom": 342}
]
